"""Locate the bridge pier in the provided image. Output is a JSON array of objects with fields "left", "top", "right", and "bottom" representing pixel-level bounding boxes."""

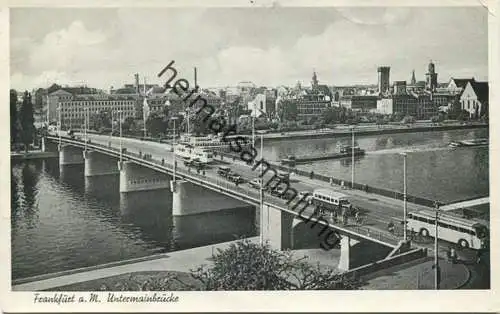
[
  {"left": 84, "top": 150, "right": 119, "bottom": 177},
  {"left": 261, "top": 204, "right": 294, "bottom": 250},
  {"left": 118, "top": 161, "right": 170, "bottom": 193},
  {"left": 338, "top": 236, "right": 360, "bottom": 272},
  {"left": 171, "top": 180, "right": 250, "bottom": 216},
  {"left": 59, "top": 144, "right": 84, "bottom": 166}
]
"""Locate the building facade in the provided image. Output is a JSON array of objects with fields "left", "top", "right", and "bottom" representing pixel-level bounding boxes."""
[
  {"left": 460, "top": 81, "right": 489, "bottom": 118},
  {"left": 55, "top": 91, "right": 136, "bottom": 129},
  {"left": 340, "top": 95, "right": 377, "bottom": 112},
  {"left": 377, "top": 66, "right": 390, "bottom": 94}
]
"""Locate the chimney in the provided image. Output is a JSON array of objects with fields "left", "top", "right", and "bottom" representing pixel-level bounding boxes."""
[
  {"left": 194, "top": 67, "right": 198, "bottom": 91},
  {"left": 134, "top": 73, "right": 140, "bottom": 93}
]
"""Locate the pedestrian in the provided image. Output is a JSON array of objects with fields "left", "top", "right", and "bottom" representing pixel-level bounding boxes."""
[
  {"left": 450, "top": 246, "right": 457, "bottom": 264},
  {"left": 329, "top": 177, "right": 333, "bottom": 186},
  {"left": 476, "top": 249, "right": 482, "bottom": 264},
  {"left": 202, "top": 170, "right": 206, "bottom": 176},
  {"left": 310, "top": 171, "right": 314, "bottom": 179},
  {"left": 388, "top": 221, "right": 395, "bottom": 234}
]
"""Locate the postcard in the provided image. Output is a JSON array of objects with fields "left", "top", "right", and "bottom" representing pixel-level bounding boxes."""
[{"left": 1, "top": 0, "right": 498, "bottom": 312}]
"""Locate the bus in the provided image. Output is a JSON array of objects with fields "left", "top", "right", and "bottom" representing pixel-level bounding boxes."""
[
  {"left": 312, "top": 189, "right": 352, "bottom": 213},
  {"left": 407, "top": 209, "right": 489, "bottom": 250}
]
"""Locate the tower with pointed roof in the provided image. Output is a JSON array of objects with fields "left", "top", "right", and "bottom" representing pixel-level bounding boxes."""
[{"left": 411, "top": 70, "right": 416, "bottom": 85}]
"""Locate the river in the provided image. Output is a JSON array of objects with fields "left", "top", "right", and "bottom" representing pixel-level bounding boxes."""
[{"left": 11, "top": 128, "right": 488, "bottom": 280}]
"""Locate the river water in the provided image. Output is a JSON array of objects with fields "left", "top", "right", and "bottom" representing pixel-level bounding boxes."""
[
  {"left": 11, "top": 128, "right": 488, "bottom": 280},
  {"left": 263, "top": 128, "right": 489, "bottom": 203}
]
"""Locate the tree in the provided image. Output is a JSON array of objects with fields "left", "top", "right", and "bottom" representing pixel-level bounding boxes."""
[
  {"left": 122, "top": 117, "right": 136, "bottom": 134},
  {"left": 281, "top": 100, "right": 298, "bottom": 121},
  {"left": 402, "top": 115, "right": 415, "bottom": 124},
  {"left": 90, "top": 111, "right": 112, "bottom": 130},
  {"left": 146, "top": 112, "right": 166, "bottom": 137},
  {"left": 191, "top": 239, "right": 360, "bottom": 290},
  {"left": 20, "top": 91, "right": 35, "bottom": 152},
  {"left": 10, "top": 89, "right": 18, "bottom": 145}
]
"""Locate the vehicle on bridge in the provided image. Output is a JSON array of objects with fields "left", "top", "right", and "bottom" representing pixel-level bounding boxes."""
[
  {"left": 183, "top": 157, "right": 205, "bottom": 169},
  {"left": 217, "top": 166, "right": 231, "bottom": 177},
  {"left": 311, "top": 189, "right": 352, "bottom": 214},
  {"left": 248, "top": 178, "right": 262, "bottom": 189},
  {"left": 227, "top": 173, "right": 244, "bottom": 184},
  {"left": 175, "top": 143, "right": 213, "bottom": 164},
  {"left": 407, "top": 209, "right": 489, "bottom": 250},
  {"left": 67, "top": 129, "right": 75, "bottom": 139}
]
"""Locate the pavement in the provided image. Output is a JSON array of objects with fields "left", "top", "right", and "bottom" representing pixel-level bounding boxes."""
[
  {"left": 360, "top": 257, "right": 470, "bottom": 290},
  {"left": 13, "top": 236, "right": 475, "bottom": 291}
]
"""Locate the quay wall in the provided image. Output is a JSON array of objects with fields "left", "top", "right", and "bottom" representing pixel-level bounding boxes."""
[{"left": 263, "top": 123, "right": 488, "bottom": 142}]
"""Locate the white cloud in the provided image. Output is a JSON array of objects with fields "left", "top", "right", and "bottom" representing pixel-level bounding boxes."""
[
  {"left": 28, "top": 21, "right": 108, "bottom": 73},
  {"left": 10, "top": 7, "right": 488, "bottom": 91}
]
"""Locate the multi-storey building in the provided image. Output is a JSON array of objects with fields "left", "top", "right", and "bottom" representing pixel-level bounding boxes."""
[
  {"left": 51, "top": 89, "right": 136, "bottom": 129},
  {"left": 339, "top": 95, "right": 377, "bottom": 112}
]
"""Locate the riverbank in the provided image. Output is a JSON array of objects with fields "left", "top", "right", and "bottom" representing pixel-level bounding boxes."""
[
  {"left": 11, "top": 150, "right": 58, "bottom": 161},
  {"left": 262, "top": 122, "right": 488, "bottom": 142}
]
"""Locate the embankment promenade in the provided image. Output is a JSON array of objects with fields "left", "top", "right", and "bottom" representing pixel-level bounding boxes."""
[{"left": 262, "top": 122, "right": 488, "bottom": 142}]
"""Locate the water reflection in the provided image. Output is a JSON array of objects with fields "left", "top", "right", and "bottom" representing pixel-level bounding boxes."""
[
  {"left": 12, "top": 159, "right": 258, "bottom": 280},
  {"left": 172, "top": 206, "right": 256, "bottom": 249}
]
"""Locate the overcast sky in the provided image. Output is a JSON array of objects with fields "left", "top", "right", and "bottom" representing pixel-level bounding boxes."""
[{"left": 10, "top": 6, "right": 488, "bottom": 91}]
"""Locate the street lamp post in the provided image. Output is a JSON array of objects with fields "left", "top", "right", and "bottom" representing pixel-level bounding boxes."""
[
  {"left": 252, "top": 114, "right": 256, "bottom": 149},
  {"left": 351, "top": 127, "right": 355, "bottom": 188},
  {"left": 84, "top": 107, "right": 88, "bottom": 152},
  {"left": 259, "top": 133, "right": 264, "bottom": 245},
  {"left": 171, "top": 116, "right": 179, "bottom": 186},
  {"left": 57, "top": 104, "right": 62, "bottom": 147},
  {"left": 434, "top": 202, "right": 440, "bottom": 290},
  {"left": 400, "top": 152, "right": 408, "bottom": 241},
  {"left": 118, "top": 110, "right": 123, "bottom": 162}
]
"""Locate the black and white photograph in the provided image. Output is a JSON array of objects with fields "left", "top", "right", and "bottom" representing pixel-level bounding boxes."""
[{"left": 3, "top": 1, "right": 498, "bottom": 312}]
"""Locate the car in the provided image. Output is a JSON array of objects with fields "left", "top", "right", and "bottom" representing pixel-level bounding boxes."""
[
  {"left": 248, "top": 178, "right": 262, "bottom": 189},
  {"left": 299, "top": 191, "right": 313, "bottom": 202},
  {"left": 229, "top": 174, "right": 244, "bottom": 184},
  {"left": 217, "top": 166, "right": 231, "bottom": 177}
]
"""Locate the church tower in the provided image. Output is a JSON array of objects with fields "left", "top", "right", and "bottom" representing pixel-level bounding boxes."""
[
  {"left": 411, "top": 69, "right": 416, "bottom": 85},
  {"left": 425, "top": 60, "right": 438, "bottom": 92},
  {"left": 311, "top": 71, "right": 319, "bottom": 89}
]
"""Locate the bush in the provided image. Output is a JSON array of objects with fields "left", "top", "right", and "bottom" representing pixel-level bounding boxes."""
[{"left": 191, "top": 239, "right": 360, "bottom": 290}]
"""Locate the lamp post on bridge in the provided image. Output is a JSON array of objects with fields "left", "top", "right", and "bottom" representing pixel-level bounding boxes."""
[
  {"left": 351, "top": 126, "right": 355, "bottom": 189},
  {"left": 399, "top": 152, "right": 408, "bottom": 241},
  {"left": 171, "top": 116, "right": 179, "bottom": 188},
  {"left": 57, "top": 104, "right": 62, "bottom": 147},
  {"left": 84, "top": 107, "right": 88, "bottom": 152},
  {"left": 118, "top": 110, "right": 123, "bottom": 162},
  {"left": 434, "top": 201, "right": 441, "bottom": 290},
  {"left": 259, "top": 132, "right": 264, "bottom": 245}
]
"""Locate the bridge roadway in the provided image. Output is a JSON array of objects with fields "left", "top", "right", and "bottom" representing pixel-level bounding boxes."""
[{"left": 49, "top": 132, "right": 434, "bottom": 248}]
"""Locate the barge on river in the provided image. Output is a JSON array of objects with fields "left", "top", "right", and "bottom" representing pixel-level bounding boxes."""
[
  {"left": 449, "top": 138, "right": 488, "bottom": 148},
  {"left": 281, "top": 145, "right": 365, "bottom": 165}
]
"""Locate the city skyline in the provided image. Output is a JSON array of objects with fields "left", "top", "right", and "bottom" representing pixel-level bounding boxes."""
[{"left": 11, "top": 7, "right": 488, "bottom": 91}]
